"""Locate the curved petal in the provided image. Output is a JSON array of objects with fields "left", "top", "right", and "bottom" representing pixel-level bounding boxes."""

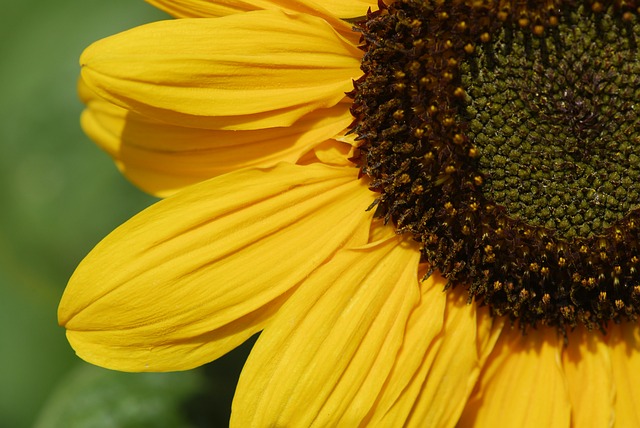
[
  {"left": 79, "top": 80, "right": 353, "bottom": 197},
  {"left": 458, "top": 328, "right": 571, "bottom": 428},
  {"left": 231, "top": 235, "right": 421, "bottom": 427},
  {"left": 608, "top": 323, "right": 640, "bottom": 427},
  {"left": 296, "top": 138, "right": 355, "bottom": 168},
  {"left": 58, "top": 163, "right": 376, "bottom": 372},
  {"left": 148, "top": 0, "right": 285, "bottom": 17},
  {"left": 366, "top": 218, "right": 398, "bottom": 243},
  {"left": 562, "top": 326, "right": 614, "bottom": 428},
  {"left": 144, "top": 0, "right": 358, "bottom": 38},
  {"left": 80, "top": 11, "right": 362, "bottom": 131}
]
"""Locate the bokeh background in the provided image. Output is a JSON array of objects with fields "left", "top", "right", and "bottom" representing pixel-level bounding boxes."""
[{"left": 1, "top": 1, "right": 249, "bottom": 426}]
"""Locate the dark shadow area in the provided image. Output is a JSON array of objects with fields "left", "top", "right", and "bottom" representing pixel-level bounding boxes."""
[{"left": 183, "top": 334, "right": 258, "bottom": 427}]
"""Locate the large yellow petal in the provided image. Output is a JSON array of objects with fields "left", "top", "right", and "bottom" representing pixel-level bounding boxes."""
[
  {"left": 231, "top": 235, "right": 421, "bottom": 427},
  {"left": 562, "top": 326, "right": 614, "bottom": 428},
  {"left": 79, "top": 79, "right": 353, "bottom": 197},
  {"left": 144, "top": 0, "right": 358, "bottom": 38},
  {"left": 608, "top": 323, "right": 640, "bottom": 427},
  {"left": 80, "top": 11, "right": 362, "bottom": 131},
  {"left": 58, "top": 163, "right": 375, "bottom": 372},
  {"left": 458, "top": 328, "right": 571, "bottom": 428}
]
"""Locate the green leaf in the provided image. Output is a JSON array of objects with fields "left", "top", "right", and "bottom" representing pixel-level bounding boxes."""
[{"left": 34, "top": 364, "right": 203, "bottom": 428}]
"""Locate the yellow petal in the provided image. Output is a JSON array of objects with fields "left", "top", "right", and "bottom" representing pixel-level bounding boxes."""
[
  {"left": 320, "top": 0, "right": 379, "bottom": 18},
  {"left": 458, "top": 328, "right": 571, "bottom": 428},
  {"left": 80, "top": 11, "right": 362, "bottom": 131},
  {"left": 367, "top": 218, "right": 398, "bottom": 243},
  {"left": 335, "top": 131, "right": 359, "bottom": 146},
  {"left": 80, "top": 79, "right": 353, "bottom": 197},
  {"left": 403, "top": 285, "right": 492, "bottom": 428},
  {"left": 296, "top": 138, "right": 354, "bottom": 168},
  {"left": 608, "top": 323, "right": 640, "bottom": 427},
  {"left": 562, "top": 326, "right": 614, "bottom": 428},
  {"left": 474, "top": 304, "right": 506, "bottom": 368},
  {"left": 148, "top": 0, "right": 273, "bottom": 17},
  {"left": 362, "top": 271, "right": 447, "bottom": 426},
  {"left": 58, "top": 163, "right": 375, "bottom": 372},
  {"left": 231, "top": 235, "right": 421, "bottom": 427},
  {"left": 145, "top": 0, "right": 358, "bottom": 38}
]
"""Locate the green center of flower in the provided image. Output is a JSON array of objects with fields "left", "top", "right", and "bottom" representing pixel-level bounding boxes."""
[
  {"left": 351, "top": 0, "right": 640, "bottom": 332},
  {"left": 462, "top": 7, "right": 640, "bottom": 239}
]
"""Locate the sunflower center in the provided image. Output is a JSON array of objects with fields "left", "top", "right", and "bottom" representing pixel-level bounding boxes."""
[
  {"left": 351, "top": 0, "right": 640, "bottom": 331},
  {"left": 462, "top": 6, "right": 640, "bottom": 239}
]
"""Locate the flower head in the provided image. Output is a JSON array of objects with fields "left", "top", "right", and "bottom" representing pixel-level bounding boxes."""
[{"left": 61, "top": 1, "right": 640, "bottom": 426}]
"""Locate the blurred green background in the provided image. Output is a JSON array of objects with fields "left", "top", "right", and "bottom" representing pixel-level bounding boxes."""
[{"left": 1, "top": 1, "right": 249, "bottom": 426}]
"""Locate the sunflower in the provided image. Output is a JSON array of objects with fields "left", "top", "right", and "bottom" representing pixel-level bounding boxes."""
[{"left": 59, "top": 0, "right": 640, "bottom": 426}]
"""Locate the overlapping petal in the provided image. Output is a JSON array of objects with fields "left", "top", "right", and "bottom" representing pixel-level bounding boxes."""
[
  {"left": 80, "top": 10, "right": 362, "bottom": 131},
  {"left": 401, "top": 284, "right": 500, "bottom": 427},
  {"left": 320, "top": 0, "right": 379, "bottom": 18},
  {"left": 297, "top": 138, "right": 354, "bottom": 168},
  {"left": 608, "top": 324, "right": 640, "bottom": 427},
  {"left": 361, "top": 271, "right": 447, "bottom": 426},
  {"left": 562, "top": 326, "right": 614, "bottom": 427},
  {"left": 458, "top": 329, "right": 571, "bottom": 428},
  {"left": 148, "top": 0, "right": 293, "bottom": 17},
  {"left": 79, "top": 79, "right": 353, "bottom": 196},
  {"left": 231, "top": 235, "right": 421, "bottom": 427},
  {"left": 144, "top": 0, "right": 361, "bottom": 38},
  {"left": 58, "top": 163, "right": 375, "bottom": 372}
]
